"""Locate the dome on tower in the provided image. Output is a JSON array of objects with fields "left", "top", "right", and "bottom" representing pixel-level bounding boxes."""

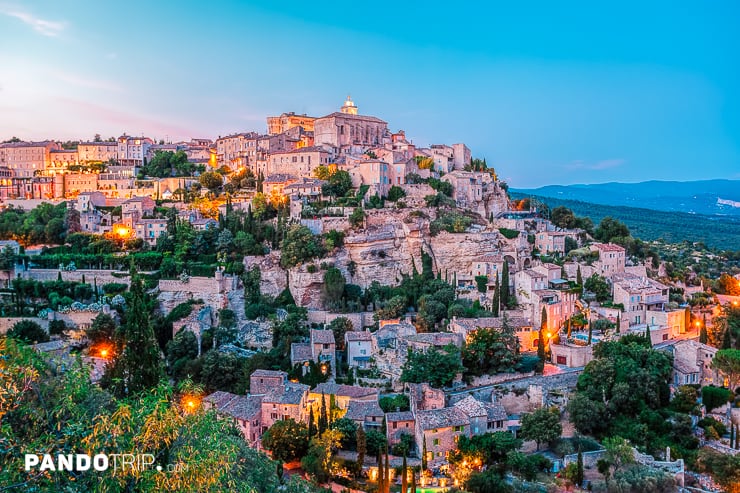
[{"left": 340, "top": 95, "right": 358, "bottom": 115}]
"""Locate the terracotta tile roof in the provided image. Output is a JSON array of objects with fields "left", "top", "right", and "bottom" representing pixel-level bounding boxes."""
[
  {"left": 251, "top": 369, "right": 288, "bottom": 379},
  {"left": 290, "top": 343, "right": 312, "bottom": 363},
  {"left": 386, "top": 411, "right": 415, "bottom": 422},
  {"left": 313, "top": 382, "right": 379, "bottom": 399},
  {"left": 591, "top": 243, "right": 625, "bottom": 252},
  {"left": 345, "top": 400, "right": 385, "bottom": 420},
  {"left": 416, "top": 407, "right": 469, "bottom": 430},
  {"left": 345, "top": 331, "right": 373, "bottom": 342},
  {"left": 263, "top": 382, "right": 309, "bottom": 405},
  {"left": 310, "top": 329, "right": 336, "bottom": 345}
]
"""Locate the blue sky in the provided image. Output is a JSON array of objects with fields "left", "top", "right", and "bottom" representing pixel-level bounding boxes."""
[{"left": 1, "top": 1, "right": 738, "bottom": 187}]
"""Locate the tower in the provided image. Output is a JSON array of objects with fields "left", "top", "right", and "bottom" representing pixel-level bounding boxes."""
[{"left": 340, "top": 95, "right": 358, "bottom": 115}]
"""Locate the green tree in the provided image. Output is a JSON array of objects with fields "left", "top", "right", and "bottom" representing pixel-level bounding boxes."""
[
  {"left": 322, "top": 170, "right": 352, "bottom": 198},
  {"left": 584, "top": 273, "right": 611, "bottom": 302},
  {"left": 376, "top": 295, "right": 406, "bottom": 320},
  {"left": 594, "top": 217, "right": 630, "bottom": 243},
  {"left": 356, "top": 425, "right": 366, "bottom": 472},
  {"left": 199, "top": 171, "right": 224, "bottom": 190},
  {"left": 365, "top": 429, "right": 387, "bottom": 458},
  {"left": 701, "top": 385, "right": 733, "bottom": 412},
  {"left": 462, "top": 327, "right": 520, "bottom": 376},
  {"left": 7, "top": 320, "right": 48, "bottom": 343},
  {"left": 262, "top": 419, "right": 310, "bottom": 463},
  {"left": 474, "top": 275, "right": 488, "bottom": 294},
  {"left": 0, "top": 245, "right": 17, "bottom": 287},
  {"left": 348, "top": 207, "right": 365, "bottom": 228},
  {"left": 400, "top": 344, "right": 463, "bottom": 388},
  {"left": 103, "top": 271, "right": 164, "bottom": 397},
  {"left": 322, "top": 267, "right": 346, "bottom": 309},
  {"left": 520, "top": 406, "right": 562, "bottom": 450},
  {"left": 87, "top": 312, "right": 117, "bottom": 346},
  {"left": 466, "top": 469, "right": 514, "bottom": 493},
  {"left": 327, "top": 317, "right": 353, "bottom": 351},
  {"left": 500, "top": 261, "right": 511, "bottom": 308},
  {"left": 301, "top": 429, "right": 341, "bottom": 483},
  {"left": 603, "top": 436, "right": 634, "bottom": 472},
  {"left": 166, "top": 330, "right": 199, "bottom": 379},
  {"left": 387, "top": 185, "right": 406, "bottom": 202},
  {"left": 712, "top": 349, "right": 740, "bottom": 390},
  {"left": 280, "top": 225, "right": 325, "bottom": 268},
  {"left": 330, "top": 417, "right": 357, "bottom": 450}
]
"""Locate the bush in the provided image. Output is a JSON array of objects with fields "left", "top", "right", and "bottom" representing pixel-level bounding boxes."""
[
  {"left": 430, "top": 210, "right": 473, "bottom": 235},
  {"left": 8, "top": 320, "right": 49, "bottom": 343},
  {"left": 48, "top": 319, "right": 66, "bottom": 335},
  {"left": 698, "top": 416, "right": 727, "bottom": 438},
  {"left": 702, "top": 385, "right": 733, "bottom": 412},
  {"left": 102, "top": 282, "right": 128, "bottom": 295},
  {"left": 498, "top": 228, "right": 520, "bottom": 240}
]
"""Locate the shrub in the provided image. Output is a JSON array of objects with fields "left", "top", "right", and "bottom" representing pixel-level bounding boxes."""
[
  {"left": 48, "top": 319, "right": 67, "bottom": 335},
  {"left": 8, "top": 320, "right": 49, "bottom": 343},
  {"left": 498, "top": 228, "right": 520, "bottom": 240}
]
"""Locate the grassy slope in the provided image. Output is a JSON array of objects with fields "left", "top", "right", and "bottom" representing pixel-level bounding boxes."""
[{"left": 510, "top": 193, "right": 740, "bottom": 251}]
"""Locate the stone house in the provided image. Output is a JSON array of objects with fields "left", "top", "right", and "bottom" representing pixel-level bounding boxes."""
[
  {"left": 260, "top": 381, "right": 310, "bottom": 434},
  {"left": 344, "top": 400, "right": 385, "bottom": 431},
  {"left": 415, "top": 407, "right": 470, "bottom": 465},
  {"left": 268, "top": 146, "right": 331, "bottom": 178},
  {"left": 408, "top": 383, "right": 445, "bottom": 412},
  {"left": 134, "top": 218, "right": 168, "bottom": 246},
  {"left": 452, "top": 395, "right": 507, "bottom": 435},
  {"left": 386, "top": 411, "right": 416, "bottom": 449},
  {"left": 309, "top": 382, "right": 379, "bottom": 412},
  {"left": 345, "top": 330, "right": 373, "bottom": 368},
  {"left": 590, "top": 243, "right": 626, "bottom": 276},
  {"left": 290, "top": 329, "right": 336, "bottom": 376},
  {"left": 665, "top": 339, "right": 719, "bottom": 387},
  {"left": 449, "top": 315, "right": 536, "bottom": 352},
  {"left": 203, "top": 391, "right": 263, "bottom": 448}
]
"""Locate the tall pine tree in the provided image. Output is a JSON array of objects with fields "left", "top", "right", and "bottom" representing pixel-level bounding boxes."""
[
  {"left": 103, "top": 269, "right": 163, "bottom": 397},
  {"left": 356, "top": 425, "right": 366, "bottom": 472},
  {"left": 537, "top": 307, "right": 547, "bottom": 373},
  {"left": 319, "top": 393, "right": 328, "bottom": 433},
  {"left": 492, "top": 276, "right": 500, "bottom": 317}
]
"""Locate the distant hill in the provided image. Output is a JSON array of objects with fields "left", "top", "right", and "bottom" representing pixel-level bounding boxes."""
[
  {"left": 512, "top": 179, "right": 740, "bottom": 217},
  {"left": 509, "top": 192, "right": 740, "bottom": 251}
]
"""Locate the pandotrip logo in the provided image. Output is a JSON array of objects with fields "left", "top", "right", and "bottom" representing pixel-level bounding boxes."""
[{"left": 24, "top": 453, "right": 188, "bottom": 474}]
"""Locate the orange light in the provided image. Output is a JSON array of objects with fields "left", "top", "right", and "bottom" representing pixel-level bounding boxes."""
[{"left": 100, "top": 349, "right": 108, "bottom": 358}]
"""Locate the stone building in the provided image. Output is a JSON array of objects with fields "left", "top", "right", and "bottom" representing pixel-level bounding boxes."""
[
  {"left": 0, "top": 140, "right": 61, "bottom": 178},
  {"left": 314, "top": 97, "right": 389, "bottom": 151},
  {"left": 590, "top": 243, "right": 626, "bottom": 276},
  {"left": 665, "top": 339, "right": 719, "bottom": 387},
  {"left": 78, "top": 141, "right": 119, "bottom": 163},
  {"left": 267, "top": 112, "right": 316, "bottom": 135},
  {"left": 116, "top": 135, "right": 153, "bottom": 166},
  {"left": 268, "top": 146, "right": 331, "bottom": 178},
  {"left": 215, "top": 132, "right": 260, "bottom": 170}
]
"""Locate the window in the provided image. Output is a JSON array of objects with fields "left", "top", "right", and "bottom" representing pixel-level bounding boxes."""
[{"left": 433, "top": 438, "right": 440, "bottom": 446}]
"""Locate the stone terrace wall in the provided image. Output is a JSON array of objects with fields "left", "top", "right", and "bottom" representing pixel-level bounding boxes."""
[
  {"left": 158, "top": 276, "right": 228, "bottom": 295},
  {"left": 0, "top": 317, "right": 49, "bottom": 334},
  {"left": 21, "top": 269, "right": 129, "bottom": 286}
]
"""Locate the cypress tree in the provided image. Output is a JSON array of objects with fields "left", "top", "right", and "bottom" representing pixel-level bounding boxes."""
[
  {"left": 731, "top": 424, "right": 735, "bottom": 449},
  {"left": 735, "top": 424, "right": 739, "bottom": 449},
  {"left": 566, "top": 317, "right": 572, "bottom": 339},
  {"left": 576, "top": 448, "right": 584, "bottom": 486},
  {"left": 319, "top": 392, "right": 328, "bottom": 433},
  {"left": 103, "top": 268, "right": 163, "bottom": 397},
  {"left": 492, "top": 276, "right": 500, "bottom": 317},
  {"left": 384, "top": 445, "right": 391, "bottom": 493},
  {"left": 501, "top": 261, "right": 510, "bottom": 308},
  {"left": 722, "top": 327, "right": 733, "bottom": 349},
  {"left": 410, "top": 468, "right": 416, "bottom": 493},
  {"left": 401, "top": 453, "right": 408, "bottom": 493},
  {"left": 576, "top": 265, "right": 583, "bottom": 288},
  {"left": 422, "top": 436, "right": 427, "bottom": 472},
  {"left": 356, "top": 425, "right": 366, "bottom": 473},
  {"left": 645, "top": 324, "right": 652, "bottom": 346},
  {"left": 700, "top": 326, "right": 708, "bottom": 345},
  {"left": 587, "top": 320, "right": 593, "bottom": 345},
  {"left": 616, "top": 313, "right": 621, "bottom": 334},
  {"left": 308, "top": 407, "right": 316, "bottom": 438},
  {"left": 329, "top": 394, "right": 336, "bottom": 426}
]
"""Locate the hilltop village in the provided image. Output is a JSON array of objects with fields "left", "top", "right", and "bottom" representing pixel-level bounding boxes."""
[{"left": 1, "top": 98, "right": 740, "bottom": 493}]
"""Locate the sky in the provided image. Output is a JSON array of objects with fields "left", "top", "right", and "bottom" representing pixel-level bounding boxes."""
[{"left": 0, "top": 1, "right": 738, "bottom": 187}]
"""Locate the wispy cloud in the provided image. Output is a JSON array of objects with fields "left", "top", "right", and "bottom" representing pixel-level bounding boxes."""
[
  {"left": 55, "top": 72, "right": 123, "bottom": 92},
  {"left": 0, "top": 6, "right": 65, "bottom": 37},
  {"left": 565, "top": 158, "right": 625, "bottom": 171}
]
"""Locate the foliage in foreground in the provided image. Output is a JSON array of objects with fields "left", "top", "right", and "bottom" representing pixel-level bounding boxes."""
[{"left": 0, "top": 337, "right": 322, "bottom": 493}]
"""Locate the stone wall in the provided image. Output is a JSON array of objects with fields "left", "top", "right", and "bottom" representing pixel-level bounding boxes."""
[
  {"left": 20, "top": 269, "right": 129, "bottom": 286},
  {"left": 307, "top": 310, "right": 375, "bottom": 329},
  {"left": 0, "top": 317, "right": 49, "bottom": 334},
  {"left": 158, "top": 276, "right": 228, "bottom": 295}
]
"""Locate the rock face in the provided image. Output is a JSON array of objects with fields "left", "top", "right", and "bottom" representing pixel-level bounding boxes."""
[
  {"left": 233, "top": 208, "right": 535, "bottom": 310},
  {"left": 244, "top": 253, "right": 287, "bottom": 297}
]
